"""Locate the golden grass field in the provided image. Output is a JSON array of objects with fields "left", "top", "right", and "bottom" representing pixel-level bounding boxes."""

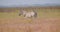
[{"left": 0, "top": 7, "right": 60, "bottom": 32}]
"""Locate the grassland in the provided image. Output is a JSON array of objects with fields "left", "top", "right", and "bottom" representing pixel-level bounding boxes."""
[
  {"left": 0, "top": 8, "right": 60, "bottom": 18},
  {"left": 0, "top": 7, "right": 60, "bottom": 32}
]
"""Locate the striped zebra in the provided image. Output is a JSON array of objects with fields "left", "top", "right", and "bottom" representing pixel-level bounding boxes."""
[{"left": 19, "top": 10, "right": 37, "bottom": 18}]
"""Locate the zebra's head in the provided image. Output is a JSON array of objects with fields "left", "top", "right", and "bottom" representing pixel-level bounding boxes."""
[
  {"left": 19, "top": 13, "right": 22, "bottom": 16},
  {"left": 19, "top": 10, "right": 27, "bottom": 16}
]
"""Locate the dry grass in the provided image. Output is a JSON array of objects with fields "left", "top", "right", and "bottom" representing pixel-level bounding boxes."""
[{"left": 0, "top": 8, "right": 60, "bottom": 32}]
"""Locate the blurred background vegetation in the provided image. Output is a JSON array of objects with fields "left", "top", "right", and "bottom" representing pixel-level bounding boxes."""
[{"left": 0, "top": 6, "right": 60, "bottom": 18}]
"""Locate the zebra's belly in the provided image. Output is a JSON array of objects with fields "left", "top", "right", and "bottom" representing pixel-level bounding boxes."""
[{"left": 25, "top": 13, "right": 35, "bottom": 18}]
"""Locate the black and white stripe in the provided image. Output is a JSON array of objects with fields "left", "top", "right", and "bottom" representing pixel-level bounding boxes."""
[{"left": 19, "top": 10, "right": 37, "bottom": 18}]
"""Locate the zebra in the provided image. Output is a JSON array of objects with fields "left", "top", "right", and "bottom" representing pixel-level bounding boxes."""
[{"left": 19, "top": 10, "right": 37, "bottom": 18}]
